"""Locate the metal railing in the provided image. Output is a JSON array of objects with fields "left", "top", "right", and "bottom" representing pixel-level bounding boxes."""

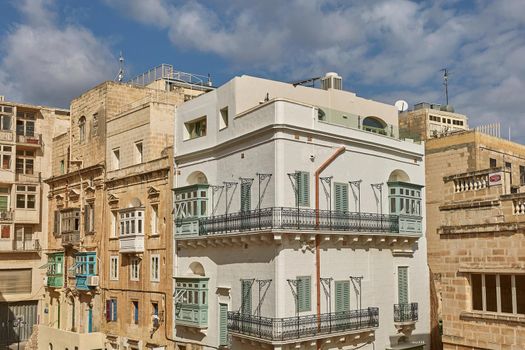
[
  {"left": 13, "top": 239, "right": 41, "bottom": 251},
  {"left": 394, "top": 303, "right": 418, "bottom": 323},
  {"left": 191, "top": 207, "right": 399, "bottom": 236},
  {"left": 16, "top": 133, "right": 42, "bottom": 146},
  {"left": 228, "top": 308, "right": 379, "bottom": 342},
  {"left": 0, "top": 209, "right": 12, "bottom": 221},
  {"left": 128, "top": 64, "right": 211, "bottom": 88}
]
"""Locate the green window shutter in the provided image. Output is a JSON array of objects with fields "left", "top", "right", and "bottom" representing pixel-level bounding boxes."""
[
  {"left": 297, "top": 276, "right": 311, "bottom": 312},
  {"left": 334, "top": 183, "right": 348, "bottom": 212},
  {"left": 240, "top": 183, "right": 251, "bottom": 212},
  {"left": 296, "top": 171, "right": 310, "bottom": 207},
  {"left": 335, "top": 281, "right": 350, "bottom": 312},
  {"left": 398, "top": 266, "right": 409, "bottom": 304},
  {"left": 219, "top": 303, "right": 228, "bottom": 346},
  {"left": 0, "top": 196, "right": 7, "bottom": 211},
  {"left": 241, "top": 280, "right": 252, "bottom": 314}
]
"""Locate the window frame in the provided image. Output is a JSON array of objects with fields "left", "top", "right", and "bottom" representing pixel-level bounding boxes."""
[
  {"left": 150, "top": 254, "right": 160, "bottom": 282},
  {"left": 110, "top": 256, "right": 119, "bottom": 281},
  {"left": 15, "top": 185, "right": 37, "bottom": 209},
  {"left": 119, "top": 209, "right": 144, "bottom": 236},
  {"left": 130, "top": 257, "right": 140, "bottom": 281},
  {"left": 0, "top": 145, "right": 12, "bottom": 170}
]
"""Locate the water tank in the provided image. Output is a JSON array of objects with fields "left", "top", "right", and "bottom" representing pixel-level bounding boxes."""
[{"left": 321, "top": 72, "right": 342, "bottom": 90}]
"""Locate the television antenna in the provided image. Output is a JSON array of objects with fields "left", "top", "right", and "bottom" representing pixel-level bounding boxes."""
[
  {"left": 116, "top": 51, "right": 125, "bottom": 82},
  {"left": 440, "top": 68, "right": 450, "bottom": 105}
]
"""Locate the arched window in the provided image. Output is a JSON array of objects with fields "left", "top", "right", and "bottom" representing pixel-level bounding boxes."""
[
  {"left": 78, "top": 116, "right": 86, "bottom": 143},
  {"left": 362, "top": 116, "right": 387, "bottom": 135}
]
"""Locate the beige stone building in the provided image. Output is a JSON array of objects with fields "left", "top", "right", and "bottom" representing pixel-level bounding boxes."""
[
  {"left": 0, "top": 96, "right": 69, "bottom": 347},
  {"left": 37, "top": 65, "right": 212, "bottom": 350},
  {"left": 403, "top": 103, "right": 525, "bottom": 350}
]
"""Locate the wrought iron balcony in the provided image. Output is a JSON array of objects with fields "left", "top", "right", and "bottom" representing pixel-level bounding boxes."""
[
  {"left": 183, "top": 207, "right": 402, "bottom": 236},
  {"left": 394, "top": 303, "right": 418, "bottom": 323},
  {"left": 0, "top": 209, "right": 12, "bottom": 221},
  {"left": 13, "top": 239, "right": 41, "bottom": 252},
  {"left": 228, "top": 308, "right": 379, "bottom": 342}
]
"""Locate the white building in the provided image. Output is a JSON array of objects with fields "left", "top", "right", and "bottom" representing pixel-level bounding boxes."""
[{"left": 172, "top": 74, "right": 430, "bottom": 350}]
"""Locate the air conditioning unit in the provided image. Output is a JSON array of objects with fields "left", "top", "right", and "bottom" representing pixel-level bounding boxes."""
[{"left": 86, "top": 275, "right": 99, "bottom": 287}]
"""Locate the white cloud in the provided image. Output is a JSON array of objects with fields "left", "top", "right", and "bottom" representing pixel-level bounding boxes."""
[{"left": 0, "top": 0, "right": 116, "bottom": 107}]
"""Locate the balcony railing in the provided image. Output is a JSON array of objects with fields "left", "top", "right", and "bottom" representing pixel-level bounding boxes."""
[
  {"left": 13, "top": 239, "right": 40, "bottom": 251},
  {"left": 0, "top": 209, "right": 12, "bottom": 221},
  {"left": 61, "top": 231, "right": 80, "bottom": 246},
  {"left": 180, "top": 207, "right": 404, "bottom": 236},
  {"left": 228, "top": 308, "right": 379, "bottom": 342},
  {"left": 394, "top": 303, "right": 418, "bottom": 323},
  {"left": 16, "top": 133, "right": 42, "bottom": 146}
]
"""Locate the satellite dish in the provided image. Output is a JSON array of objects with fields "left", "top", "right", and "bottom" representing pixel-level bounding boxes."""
[{"left": 395, "top": 100, "right": 409, "bottom": 112}]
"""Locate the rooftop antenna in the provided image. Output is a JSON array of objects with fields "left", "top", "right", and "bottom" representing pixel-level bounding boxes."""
[
  {"left": 441, "top": 68, "right": 449, "bottom": 105},
  {"left": 116, "top": 51, "right": 125, "bottom": 82}
]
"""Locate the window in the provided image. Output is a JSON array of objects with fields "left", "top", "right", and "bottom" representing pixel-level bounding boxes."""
[
  {"left": 134, "top": 141, "right": 143, "bottom": 164},
  {"left": 16, "top": 117, "right": 34, "bottom": 137},
  {"left": 470, "top": 273, "right": 525, "bottom": 314},
  {"left": 184, "top": 117, "right": 207, "bottom": 140},
  {"left": 130, "top": 257, "right": 140, "bottom": 281},
  {"left": 75, "top": 252, "right": 96, "bottom": 276},
  {"left": 46, "top": 253, "right": 64, "bottom": 289},
  {"left": 152, "top": 302, "right": 159, "bottom": 328},
  {"left": 14, "top": 225, "right": 33, "bottom": 250},
  {"left": 335, "top": 280, "right": 350, "bottom": 312},
  {"left": 398, "top": 266, "right": 409, "bottom": 304},
  {"left": 174, "top": 277, "right": 209, "bottom": 326},
  {"left": 297, "top": 276, "right": 311, "bottom": 312},
  {"left": 0, "top": 115, "right": 11, "bottom": 131},
  {"left": 16, "top": 185, "right": 36, "bottom": 209},
  {"left": 119, "top": 209, "right": 144, "bottom": 235},
  {"left": 106, "top": 299, "right": 117, "bottom": 322},
  {"left": 219, "top": 303, "right": 228, "bottom": 346},
  {"left": 521, "top": 165, "right": 525, "bottom": 185},
  {"left": 0, "top": 145, "right": 12, "bottom": 169},
  {"left": 15, "top": 150, "right": 34, "bottom": 175},
  {"left": 151, "top": 254, "right": 160, "bottom": 282},
  {"left": 60, "top": 160, "right": 65, "bottom": 174},
  {"left": 429, "top": 115, "right": 441, "bottom": 122},
  {"left": 295, "top": 171, "right": 310, "bottom": 207},
  {"left": 388, "top": 183, "right": 422, "bottom": 216},
  {"left": 0, "top": 269, "right": 32, "bottom": 294},
  {"left": 174, "top": 185, "right": 209, "bottom": 219},
  {"left": 84, "top": 203, "right": 95, "bottom": 233},
  {"left": 110, "top": 256, "right": 119, "bottom": 281},
  {"left": 110, "top": 211, "right": 118, "bottom": 238},
  {"left": 490, "top": 158, "right": 497, "bottom": 168},
  {"left": 240, "top": 182, "right": 251, "bottom": 212},
  {"left": 1, "top": 224, "right": 10, "bottom": 238},
  {"left": 151, "top": 205, "right": 159, "bottom": 235},
  {"left": 241, "top": 280, "right": 252, "bottom": 315},
  {"left": 112, "top": 148, "right": 120, "bottom": 170},
  {"left": 334, "top": 182, "right": 349, "bottom": 212},
  {"left": 92, "top": 113, "right": 98, "bottom": 136},
  {"left": 132, "top": 301, "right": 139, "bottom": 324},
  {"left": 60, "top": 209, "right": 80, "bottom": 233},
  {"left": 219, "top": 107, "right": 229, "bottom": 130},
  {"left": 0, "top": 186, "right": 10, "bottom": 213},
  {"left": 78, "top": 116, "right": 86, "bottom": 143}
]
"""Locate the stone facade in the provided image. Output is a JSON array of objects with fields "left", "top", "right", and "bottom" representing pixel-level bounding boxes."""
[
  {"left": 425, "top": 130, "right": 525, "bottom": 350},
  {"left": 0, "top": 99, "right": 69, "bottom": 347},
  {"left": 39, "top": 74, "right": 212, "bottom": 350}
]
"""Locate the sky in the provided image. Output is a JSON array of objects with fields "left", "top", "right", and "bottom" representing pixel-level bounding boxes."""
[{"left": 0, "top": 0, "right": 524, "bottom": 141}]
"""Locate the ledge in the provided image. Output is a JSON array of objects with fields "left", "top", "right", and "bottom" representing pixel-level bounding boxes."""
[
  {"left": 438, "top": 221, "right": 525, "bottom": 235},
  {"left": 439, "top": 199, "right": 500, "bottom": 211},
  {"left": 460, "top": 311, "right": 525, "bottom": 325}
]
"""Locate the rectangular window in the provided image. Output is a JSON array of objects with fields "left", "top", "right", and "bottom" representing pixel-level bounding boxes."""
[
  {"left": 15, "top": 185, "right": 36, "bottom": 209},
  {"left": 60, "top": 208, "right": 80, "bottom": 232},
  {"left": 296, "top": 171, "right": 310, "bottom": 207},
  {"left": 334, "top": 182, "right": 349, "bottom": 212},
  {"left": 150, "top": 254, "right": 160, "bottom": 282},
  {"left": 1, "top": 224, "right": 10, "bottom": 238},
  {"left": 240, "top": 182, "right": 251, "bottom": 212},
  {"left": 241, "top": 280, "right": 252, "bottom": 315},
  {"left": 112, "top": 148, "right": 120, "bottom": 170},
  {"left": 132, "top": 301, "right": 139, "bottom": 325},
  {"left": 297, "top": 276, "right": 311, "bottom": 312},
  {"left": 471, "top": 273, "right": 525, "bottom": 315},
  {"left": 84, "top": 203, "right": 95, "bottom": 233},
  {"left": 520, "top": 165, "right": 525, "bottom": 185},
  {"left": 219, "top": 107, "right": 229, "bottom": 130},
  {"left": 335, "top": 280, "right": 350, "bottom": 312},
  {"left": 134, "top": 141, "right": 143, "bottom": 164},
  {"left": 490, "top": 158, "right": 497, "bottom": 168},
  {"left": 119, "top": 209, "right": 144, "bottom": 235},
  {"left": 106, "top": 299, "right": 117, "bottom": 322},
  {"left": 500, "top": 275, "right": 513, "bottom": 313},
  {"left": 130, "top": 257, "right": 140, "bottom": 281},
  {"left": 151, "top": 205, "right": 158, "bottom": 235},
  {"left": 184, "top": 117, "right": 207, "bottom": 140},
  {"left": 485, "top": 274, "right": 497, "bottom": 312},
  {"left": 110, "top": 256, "right": 119, "bottom": 281},
  {"left": 471, "top": 274, "right": 482, "bottom": 311},
  {"left": 0, "top": 145, "right": 12, "bottom": 170},
  {"left": 398, "top": 266, "right": 409, "bottom": 304},
  {"left": 0, "top": 115, "right": 11, "bottom": 131},
  {"left": 219, "top": 303, "right": 228, "bottom": 346},
  {"left": 111, "top": 211, "right": 117, "bottom": 237}
]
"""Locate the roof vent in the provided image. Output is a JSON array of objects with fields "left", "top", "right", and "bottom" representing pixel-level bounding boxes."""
[{"left": 321, "top": 72, "right": 342, "bottom": 91}]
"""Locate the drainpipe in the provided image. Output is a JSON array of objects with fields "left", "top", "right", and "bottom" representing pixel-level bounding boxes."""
[{"left": 314, "top": 146, "right": 345, "bottom": 349}]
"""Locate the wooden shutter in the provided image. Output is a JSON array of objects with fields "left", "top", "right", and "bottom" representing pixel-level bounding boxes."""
[
  {"left": 0, "top": 196, "right": 7, "bottom": 211},
  {"left": 53, "top": 211, "right": 60, "bottom": 235},
  {"left": 106, "top": 300, "right": 111, "bottom": 321},
  {"left": 297, "top": 172, "right": 310, "bottom": 207},
  {"left": 219, "top": 303, "right": 228, "bottom": 346},
  {"left": 297, "top": 276, "right": 311, "bottom": 312},
  {"left": 240, "top": 183, "right": 251, "bottom": 212},
  {"left": 112, "top": 299, "right": 118, "bottom": 321},
  {"left": 334, "top": 183, "right": 348, "bottom": 212},
  {"left": 0, "top": 269, "right": 31, "bottom": 294},
  {"left": 241, "top": 280, "right": 252, "bottom": 315},
  {"left": 335, "top": 281, "right": 350, "bottom": 312},
  {"left": 398, "top": 267, "right": 409, "bottom": 304}
]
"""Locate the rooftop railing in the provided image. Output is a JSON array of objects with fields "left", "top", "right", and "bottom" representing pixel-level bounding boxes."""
[{"left": 228, "top": 308, "right": 379, "bottom": 342}]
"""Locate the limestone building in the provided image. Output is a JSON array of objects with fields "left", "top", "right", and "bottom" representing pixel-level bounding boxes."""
[
  {"left": 0, "top": 96, "right": 69, "bottom": 347},
  {"left": 37, "top": 65, "right": 213, "bottom": 350},
  {"left": 173, "top": 74, "right": 430, "bottom": 350}
]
